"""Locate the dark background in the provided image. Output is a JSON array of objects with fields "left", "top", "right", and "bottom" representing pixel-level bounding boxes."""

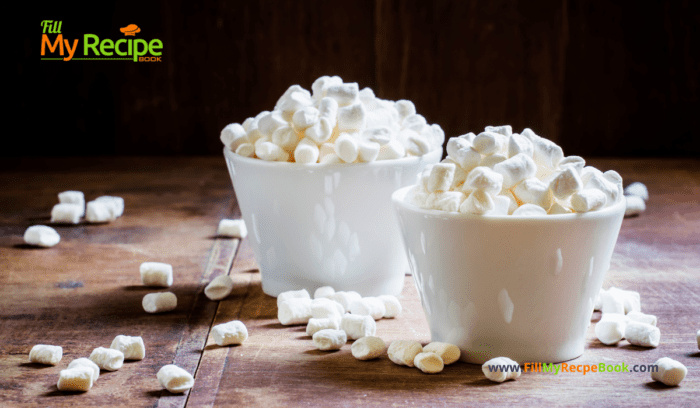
[{"left": 17, "top": 0, "right": 700, "bottom": 158}]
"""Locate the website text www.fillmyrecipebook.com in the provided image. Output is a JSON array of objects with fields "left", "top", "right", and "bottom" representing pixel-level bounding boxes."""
[{"left": 487, "top": 362, "right": 658, "bottom": 375}]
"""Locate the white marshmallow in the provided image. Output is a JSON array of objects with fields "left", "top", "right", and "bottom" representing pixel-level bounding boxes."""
[
  {"left": 549, "top": 167, "right": 583, "bottom": 200},
  {"left": 311, "top": 298, "right": 344, "bottom": 319},
  {"left": 157, "top": 364, "right": 194, "bottom": 394},
  {"left": 377, "top": 140, "right": 406, "bottom": 160},
  {"left": 349, "top": 297, "right": 386, "bottom": 320},
  {"left": 548, "top": 201, "right": 573, "bottom": 215},
  {"left": 422, "top": 342, "right": 460, "bottom": 365},
  {"left": 140, "top": 262, "right": 173, "bottom": 288},
  {"left": 277, "top": 91, "right": 312, "bottom": 116},
  {"left": 257, "top": 111, "right": 288, "bottom": 138},
  {"left": 89, "top": 347, "right": 124, "bottom": 371},
  {"left": 513, "top": 178, "right": 553, "bottom": 210},
  {"left": 318, "top": 97, "right": 339, "bottom": 127},
  {"left": 278, "top": 298, "right": 312, "bottom": 325},
  {"left": 595, "top": 313, "right": 628, "bottom": 345},
  {"left": 450, "top": 146, "right": 481, "bottom": 172},
  {"left": 23, "top": 225, "right": 60, "bottom": 247},
  {"left": 446, "top": 137, "right": 470, "bottom": 158},
  {"left": 482, "top": 357, "right": 521, "bottom": 383},
  {"left": 320, "top": 152, "right": 343, "bottom": 164},
  {"left": 325, "top": 82, "right": 360, "bottom": 106},
  {"left": 351, "top": 336, "right": 386, "bottom": 360},
  {"left": 357, "top": 140, "right": 380, "bottom": 162},
  {"left": 312, "top": 76, "right": 343, "bottom": 101},
  {"left": 442, "top": 157, "right": 468, "bottom": 188},
  {"left": 58, "top": 191, "right": 85, "bottom": 216},
  {"left": 256, "top": 141, "right": 289, "bottom": 162},
  {"left": 407, "top": 133, "right": 432, "bottom": 156},
  {"left": 487, "top": 195, "right": 512, "bottom": 216},
  {"left": 585, "top": 172, "right": 620, "bottom": 206},
  {"left": 507, "top": 133, "right": 534, "bottom": 158},
  {"left": 425, "top": 192, "right": 466, "bottom": 212},
  {"left": 472, "top": 132, "right": 506, "bottom": 156},
  {"left": 337, "top": 103, "right": 366, "bottom": 132},
  {"left": 86, "top": 200, "right": 116, "bottom": 223},
  {"left": 57, "top": 366, "right": 93, "bottom": 392},
  {"left": 235, "top": 143, "right": 255, "bottom": 157},
  {"left": 292, "top": 106, "right": 320, "bottom": 131},
  {"left": 414, "top": 352, "right": 444, "bottom": 374},
  {"left": 464, "top": 167, "right": 503, "bottom": 196},
  {"left": 594, "top": 288, "right": 605, "bottom": 311},
  {"left": 245, "top": 110, "right": 268, "bottom": 143},
  {"left": 95, "top": 196, "right": 124, "bottom": 218},
  {"left": 571, "top": 189, "right": 607, "bottom": 212},
  {"left": 426, "top": 124, "right": 445, "bottom": 147},
  {"left": 318, "top": 143, "right": 335, "bottom": 160},
  {"left": 480, "top": 154, "right": 508, "bottom": 169},
  {"left": 294, "top": 138, "right": 320, "bottom": 164},
  {"left": 312, "top": 329, "right": 347, "bottom": 351},
  {"left": 205, "top": 275, "right": 234, "bottom": 301},
  {"left": 512, "top": 203, "right": 548, "bottom": 217},
  {"left": 377, "top": 295, "right": 402, "bottom": 318},
  {"left": 142, "top": 292, "right": 177, "bottom": 313},
  {"left": 607, "top": 287, "right": 641, "bottom": 314},
  {"left": 395, "top": 100, "right": 416, "bottom": 121},
  {"left": 277, "top": 289, "right": 311, "bottom": 308},
  {"left": 211, "top": 320, "right": 248, "bottom": 346},
  {"left": 335, "top": 133, "right": 360, "bottom": 163},
  {"left": 29, "top": 344, "right": 62, "bottom": 365},
  {"left": 426, "top": 163, "right": 456, "bottom": 193},
  {"left": 363, "top": 127, "right": 393, "bottom": 145},
  {"left": 558, "top": 156, "right": 586, "bottom": 174},
  {"left": 627, "top": 311, "right": 657, "bottom": 326},
  {"left": 459, "top": 190, "right": 494, "bottom": 215},
  {"left": 67, "top": 358, "right": 100, "bottom": 383},
  {"left": 51, "top": 203, "right": 82, "bottom": 224},
  {"left": 340, "top": 314, "right": 376, "bottom": 340},
  {"left": 242, "top": 117, "right": 254, "bottom": 132},
  {"left": 306, "top": 317, "right": 340, "bottom": 336},
  {"left": 221, "top": 123, "right": 249, "bottom": 152},
  {"left": 625, "top": 321, "right": 660, "bottom": 347},
  {"left": 624, "top": 195, "right": 646, "bottom": 217},
  {"left": 217, "top": 219, "right": 247, "bottom": 238},
  {"left": 532, "top": 137, "right": 564, "bottom": 169},
  {"left": 387, "top": 340, "right": 423, "bottom": 367},
  {"left": 485, "top": 125, "right": 512, "bottom": 137},
  {"left": 624, "top": 182, "right": 649, "bottom": 201},
  {"left": 493, "top": 153, "right": 537, "bottom": 189},
  {"left": 110, "top": 335, "right": 145, "bottom": 360},
  {"left": 499, "top": 190, "right": 519, "bottom": 215},
  {"left": 651, "top": 357, "right": 687, "bottom": 386},
  {"left": 271, "top": 126, "right": 299, "bottom": 152},
  {"left": 600, "top": 290, "right": 626, "bottom": 314},
  {"left": 314, "top": 286, "right": 335, "bottom": 299},
  {"left": 305, "top": 117, "right": 334, "bottom": 144}
]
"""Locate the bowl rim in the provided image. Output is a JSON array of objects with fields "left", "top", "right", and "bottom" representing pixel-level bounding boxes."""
[
  {"left": 223, "top": 146, "right": 442, "bottom": 169},
  {"left": 391, "top": 185, "right": 627, "bottom": 221}
]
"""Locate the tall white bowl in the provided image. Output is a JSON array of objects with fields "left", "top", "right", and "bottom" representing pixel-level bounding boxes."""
[
  {"left": 392, "top": 185, "right": 626, "bottom": 364},
  {"left": 224, "top": 148, "right": 442, "bottom": 297}
]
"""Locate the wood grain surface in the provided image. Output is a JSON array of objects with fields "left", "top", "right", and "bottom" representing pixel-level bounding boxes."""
[{"left": 1, "top": 157, "right": 699, "bottom": 407}]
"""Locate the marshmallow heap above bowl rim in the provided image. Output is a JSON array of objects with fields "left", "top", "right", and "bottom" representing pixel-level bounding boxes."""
[
  {"left": 220, "top": 75, "right": 444, "bottom": 164},
  {"left": 401, "top": 125, "right": 625, "bottom": 217}
]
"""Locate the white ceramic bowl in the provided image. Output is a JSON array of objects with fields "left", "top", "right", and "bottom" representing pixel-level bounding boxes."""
[
  {"left": 224, "top": 148, "right": 442, "bottom": 297},
  {"left": 392, "top": 186, "right": 626, "bottom": 364}
]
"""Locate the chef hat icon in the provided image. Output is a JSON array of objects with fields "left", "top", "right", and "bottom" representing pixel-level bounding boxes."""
[{"left": 120, "top": 24, "right": 141, "bottom": 36}]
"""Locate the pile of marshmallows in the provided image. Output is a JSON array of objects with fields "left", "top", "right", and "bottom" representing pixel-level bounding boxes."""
[
  {"left": 220, "top": 76, "right": 443, "bottom": 164},
  {"left": 406, "top": 126, "right": 623, "bottom": 216},
  {"left": 23, "top": 191, "right": 125, "bottom": 248}
]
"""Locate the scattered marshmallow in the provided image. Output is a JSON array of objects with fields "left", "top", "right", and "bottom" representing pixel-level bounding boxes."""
[
  {"left": 29, "top": 344, "right": 62, "bottom": 365},
  {"left": 95, "top": 196, "right": 125, "bottom": 218},
  {"left": 23, "top": 225, "right": 60, "bottom": 247},
  {"left": 110, "top": 335, "right": 145, "bottom": 360},
  {"left": 387, "top": 340, "right": 423, "bottom": 367},
  {"left": 58, "top": 191, "right": 85, "bottom": 216},
  {"left": 278, "top": 298, "right": 312, "bottom": 325},
  {"left": 306, "top": 317, "right": 341, "bottom": 336},
  {"left": 351, "top": 336, "right": 386, "bottom": 360},
  {"left": 626, "top": 311, "right": 657, "bottom": 326},
  {"left": 140, "top": 262, "right": 173, "bottom": 288},
  {"left": 142, "top": 292, "right": 177, "bottom": 313},
  {"left": 311, "top": 298, "right": 344, "bottom": 319},
  {"left": 157, "top": 365, "right": 194, "bottom": 394},
  {"left": 86, "top": 200, "right": 116, "bottom": 223},
  {"left": 624, "top": 321, "right": 660, "bottom": 348},
  {"left": 89, "top": 347, "right": 124, "bottom": 371},
  {"left": 350, "top": 297, "right": 386, "bottom": 320},
  {"left": 51, "top": 203, "right": 82, "bottom": 224},
  {"left": 595, "top": 313, "right": 628, "bottom": 345},
  {"left": 205, "top": 275, "right": 234, "bottom": 301},
  {"left": 277, "top": 289, "right": 311, "bottom": 308},
  {"left": 624, "top": 195, "right": 646, "bottom": 217},
  {"left": 422, "top": 342, "right": 460, "bottom": 365},
  {"left": 67, "top": 358, "right": 100, "bottom": 383},
  {"left": 312, "top": 329, "right": 347, "bottom": 351},
  {"left": 217, "top": 219, "right": 247, "bottom": 238},
  {"left": 313, "top": 286, "right": 335, "bottom": 300},
  {"left": 607, "top": 287, "right": 641, "bottom": 314},
  {"left": 600, "top": 290, "right": 626, "bottom": 315},
  {"left": 377, "top": 295, "right": 402, "bottom": 318},
  {"left": 482, "top": 357, "right": 521, "bottom": 383},
  {"left": 651, "top": 358, "right": 686, "bottom": 386},
  {"left": 340, "top": 314, "right": 376, "bottom": 340},
  {"left": 212, "top": 320, "right": 248, "bottom": 346},
  {"left": 331, "top": 291, "right": 362, "bottom": 312},
  {"left": 624, "top": 182, "right": 649, "bottom": 201},
  {"left": 414, "top": 352, "right": 444, "bottom": 374},
  {"left": 57, "top": 366, "right": 93, "bottom": 392}
]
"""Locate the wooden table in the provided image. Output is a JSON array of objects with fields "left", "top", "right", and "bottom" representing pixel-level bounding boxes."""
[{"left": 1, "top": 157, "right": 698, "bottom": 407}]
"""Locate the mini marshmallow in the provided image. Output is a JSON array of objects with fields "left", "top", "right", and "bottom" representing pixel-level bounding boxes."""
[
  {"left": 314, "top": 286, "right": 335, "bottom": 299},
  {"left": 414, "top": 352, "right": 444, "bottom": 374},
  {"left": 67, "top": 358, "right": 100, "bottom": 383},
  {"left": 402, "top": 114, "right": 427, "bottom": 133},
  {"left": 337, "top": 103, "right": 366, "bottom": 132},
  {"left": 57, "top": 366, "right": 93, "bottom": 392},
  {"left": 335, "top": 133, "right": 360, "bottom": 163},
  {"left": 312, "top": 329, "right": 347, "bottom": 351},
  {"left": 549, "top": 167, "right": 583, "bottom": 199},
  {"left": 217, "top": 219, "right": 247, "bottom": 238},
  {"left": 86, "top": 200, "right": 115, "bottom": 223},
  {"left": 325, "top": 82, "right": 360, "bottom": 106},
  {"left": 460, "top": 190, "right": 494, "bottom": 215},
  {"left": 571, "top": 189, "right": 606, "bottom": 212},
  {"left": 320, "top": 152, "right": 343, "bottom": 164},
  {"left": 651, "top": 358, "right": 687, "bottom": 386},
  {"left": 258, "top": 111, "right": 289, "bottom": 137},
  {"left": 442, "top": 158, "right": 468, "bottom": 188},
  {"left": 395, "top": 100, "right": 416, "bottom": 120},
  {"left": 277, "top": 289, "right": 311, "bottom": 308},
  {"left": 294, "top": 138, "right": 321, "bottom": 164},
  {"left": 29, "top": 344, "right": 62, "bottom": 365},
  {"left": 512, "top": 203, "right": 547, "bottom": 217},
  {"left": 507, "top": 133, "right": 534, "bottom": 158},
  {"left": 312, "top": 76, "right": 343, "bottom": 101},
  {"left": 485, "top": 125, "right": 512, "bottom": 137},
  {"left": 425, "top": 192, "right": 465, "bottom": 212},
  {"left": 595, "top": 313, "right": 628, "bottom": 345},
  {"left": 95, "top": 196, "right": 125, "bottom": 218},
  {"left": 351, "top": 336, "right": 386, "bottom": 360},
  {"left": 480, "top": 154, "right": 507, "bottom": 169},
  {"left": 407, "top": 133, "right": 432, "bottom": 156},
  {"left": 331, "top": 291, "right": 362, "bottom": 312},
  {"left": 626, "top": 311, "right": 657, "bottom": 326},
  {"left": 221, "top": 123, "right": 249, "bottom": 152},
  {"left": 306, "top": 317, "right": 340, "bottom": 336},
  {"left": 585, "top": 172, "right": 620, "bottom": 206},
  {"left": 482, "top": 357, "right": 521, "bottom": 383},
  {"left": 422, "top": 342, "right": 460, "bottom": 365},
  {"left": 376, "top": 139, "right": 406, "bottom": 160},
  {"left": 446, "top": 137, "right": 471, "bottom": 158},
  {"left": 204, "top": 275, "right": 234, "bottom": 301},
  {"left": 624, "top": 195, "right": 646, "bottom": 217},
  {"left": 276, "top": 85, "right": 312, "bottom": 111},
  {"left": 493, "top": 153, "right": 537, "bottom": 189},
  {"left": 624, "top": 182, "right": 649, "bottom": 201},
  {"left": 110, "top": 335, "right": 145, "bottom": 360},
  {"left": 499, "top": 190, "right": 519, "bottom": 215},
  {"left": 89, "top": 347, "right": 124, "bottom": 371},
  {"left": 140, "top": 262, "right": 173, "bottom": 288},
  {"left": 363, "top": 127, "right": 393, "bottom": 145},
  {"left": 340, "top": 314, "right": 376, "bottom": 340},
  {"left": 513, "top": 178, "right": 554, "bottom": 210},
  {"left": 625, "top": 321, "right": 660, "bottom": 347},
  {"left": 23, "top": 225, "right": 60, "bottom": 247},
  {"left": 464, "top": 167, "right": 503, "bottom": 196},
  {"left": 387, "top": 340, "right": 423, "bottom": 367},
  {"left": 349, "top": 297, "right": 386, "bottom": 320},
  {"left": 292, "top": 106, "right": 320, "bottom": 131},
  {"left": 487, "top": 195, "right": 512, "bottom": 216},
  {"left": 51, "top": 203, "right": 82, "bottom": 224},
  {"left": 548, "top": 201, "right": 573, "bottom": 215},
  {"left": 600, "top": 290, "right": 626, "bottom": 315},
  {"left": 256, "top": 141, "right": 289, "bottom": 162},
  {"left": 318, "top": 97, "right": 339, "bottom": 126},
  {"left": 594, "top": 288, "right": 605, "bottom": 311},
  {"left": 357, "top": 140, "right": 381, "bottom": 162},
  {"left": 278, "top": 297, "right": 312, "bottom": 325},
  {"left": 305, "top": 117, "right": 333, "bottom": 144},
  {"left": 271, "top": 126, "right": 299, "bottom": 152},
  {"left": 472, "top": 132, "right": 506, "bottom": 156},
  {"left": 236, "top": 143, "right": 255, "bottom": 157},
  {"left": 607, "top": 287, "right": 641, "bottom": 314},
  {"left": 558, "top": 156, "right": 586, "bottom": 174},
  {"left": 532, "top": 137, "right": 564, "bottom": 169},
  {"left": 157, "top": 364, "right": 194, "bottom": 394},
  {"left": 377, "top": 295, "right": 402, "bottom": 318},
  {"left": 142, "top": 292, "right": 177, "bottom": 313},
  {"left": 212, "top": 320, "right": 248, "bottom": 346},
  {"left": 58, "top": 191, "right": 85, "bottom": 216},
  {"left": 311, "top": 298, "right": 344, "bottom": 319},
  {"left": 450, "top": 146, "right": 481, "bottom": 172},
  {"left": 426, "top": 163, "right": 456, "bottom": 193}
]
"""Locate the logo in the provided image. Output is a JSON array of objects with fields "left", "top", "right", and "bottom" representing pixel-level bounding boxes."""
[{"left": 40, "top": 20, "right": 163, "bottom": 62}]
